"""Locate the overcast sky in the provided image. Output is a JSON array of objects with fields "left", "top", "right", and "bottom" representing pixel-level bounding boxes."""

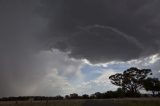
[{"left": 0, "top": 0, "right": 160, "bottom": 97}]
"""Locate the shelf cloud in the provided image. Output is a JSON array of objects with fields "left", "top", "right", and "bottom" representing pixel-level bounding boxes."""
[{"left": 39, "top": 0, "right": 160, "bottom": 63}]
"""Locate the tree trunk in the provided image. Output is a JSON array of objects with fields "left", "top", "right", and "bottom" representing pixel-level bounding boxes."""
[{"left": 152, "top": 91, "right": 155, "bottom": 96}]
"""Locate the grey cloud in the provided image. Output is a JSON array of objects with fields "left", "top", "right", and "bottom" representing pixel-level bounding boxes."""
[
  {"left": 31, "top": 50, "right": 84, "bottom": 96},
  {"left": 39, "top": 0, "right": 160, "bottom": 63},
  {"left": 0, "top": 0, "right": 43, "bottom": 97},
  {"left": 0, "top": 0, "right": 81, "bottom": 97},
  {"left": 130, "top": 54, "right": 160, "bottom": 78},
  {"left": 0, "top": 48, "right": 84, "bottom": 97},
  {"left": 1, "top": 0, "right": 160, "bottom": 97}
]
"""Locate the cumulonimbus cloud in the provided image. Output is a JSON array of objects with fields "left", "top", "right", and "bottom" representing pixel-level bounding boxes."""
[
  {"left": 39, "top": 0, "right": 160, "bottom": 63},
  {"left": 1, "top": 0, "right": 160, "bottom": 97}
]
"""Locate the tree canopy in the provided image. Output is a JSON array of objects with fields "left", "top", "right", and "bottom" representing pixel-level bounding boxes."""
[
  {"left": 109, "top": 67, "right": 152, "bottom": 95},
  {"left": 143, "top": 78, "right": 160, "bottom": 96}
]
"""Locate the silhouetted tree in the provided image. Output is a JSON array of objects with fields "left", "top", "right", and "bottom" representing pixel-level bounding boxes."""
[
  {"left": 90, "top": 94, "right": 96, "bottom": 99},
  {"left": 94, "top": 92, "right": 103, "bottom": 99},
  {"left": 103, "top": 91, "right": 117, "bottom": 98},
  {"left": 109, "top": 67, "right": 151, "bottom": 96},
  {"left": 65, "top": 95, "right": 70, "bottom": 99},
  {"left": 55, "top": 95, "right": 64, "bottom": 100},
  {"left": 82, "top": 94, "right": 89, "bottom": 99},
  {"left": 143, "top": 78, "right": 160, "bottom": 96},
  {"left": 70, "top": 93, "right": 79, "bottom": 99},
  {"left": 115, "top": 88, "right": 125, "bottom": 97}
]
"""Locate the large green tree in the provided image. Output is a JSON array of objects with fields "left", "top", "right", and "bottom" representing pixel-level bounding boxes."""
[
  {"left": 143, "top": 78, "right": 160, "bottom": 96},
  {"left": 109, "top": 67, "right": 152, "bottom": 95}
]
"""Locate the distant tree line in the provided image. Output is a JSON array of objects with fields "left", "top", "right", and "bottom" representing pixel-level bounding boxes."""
[
  {"left": 0, "top": 67, "right": 160, "bottom": 101},
  {"left": 0, "top": 96, "right": 64, "bottom": 101}
]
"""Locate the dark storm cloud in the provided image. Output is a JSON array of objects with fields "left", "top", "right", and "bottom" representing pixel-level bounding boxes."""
[
  {"left": 1, "top": 0, "right": 160, "bottom": 97},
  {"left": 39, "top": 0, "right": 160, "bottom": 63},
  {"left": 0, "top": 0, "right": 47, "bottom": 96},
  {"left": 0, "top": 0, "right": 83, "bottom": 97}
]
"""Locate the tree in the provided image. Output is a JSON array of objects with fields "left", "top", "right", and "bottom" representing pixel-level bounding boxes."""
[
  {"left": 70, "top": 93, "right": 79, "bottom": 99},
  {"left": 89, "top": 94, "right": 95, "bottom": 99},
  {"left": 103, "top": 91, "right": 117, "bottom": 98},
  {"left": 82, "top": 94, "right": 89, "bottom": 99},
  {"left": 65, "top": 95, "right": 70, "bottom": 99},
  {"left": 55, "top": 95, "right": 64, "bottom": 100},
  {"left": 109, "top": 67, "right": 151, "bottom": 96},
  {"left": 116, "top": 88, "right": 125, "bottom": 97},
  {"left": 94, "top": 92, "right": 103, "bottom": 99},
  {"left": 143, "top": 78, "right": 160, "bottom": 96}
]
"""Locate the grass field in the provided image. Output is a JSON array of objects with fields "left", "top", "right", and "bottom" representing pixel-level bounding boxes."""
[
  {"left": 116, "top": 98, "right": 160, "bottom": 106},
  {"left": 0, "top": 98, "right": 160, "bottom": 106}
]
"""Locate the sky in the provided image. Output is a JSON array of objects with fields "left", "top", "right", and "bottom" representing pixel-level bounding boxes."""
[{"left": 0, "top": 0, "right": 160, "bottom": 97}]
